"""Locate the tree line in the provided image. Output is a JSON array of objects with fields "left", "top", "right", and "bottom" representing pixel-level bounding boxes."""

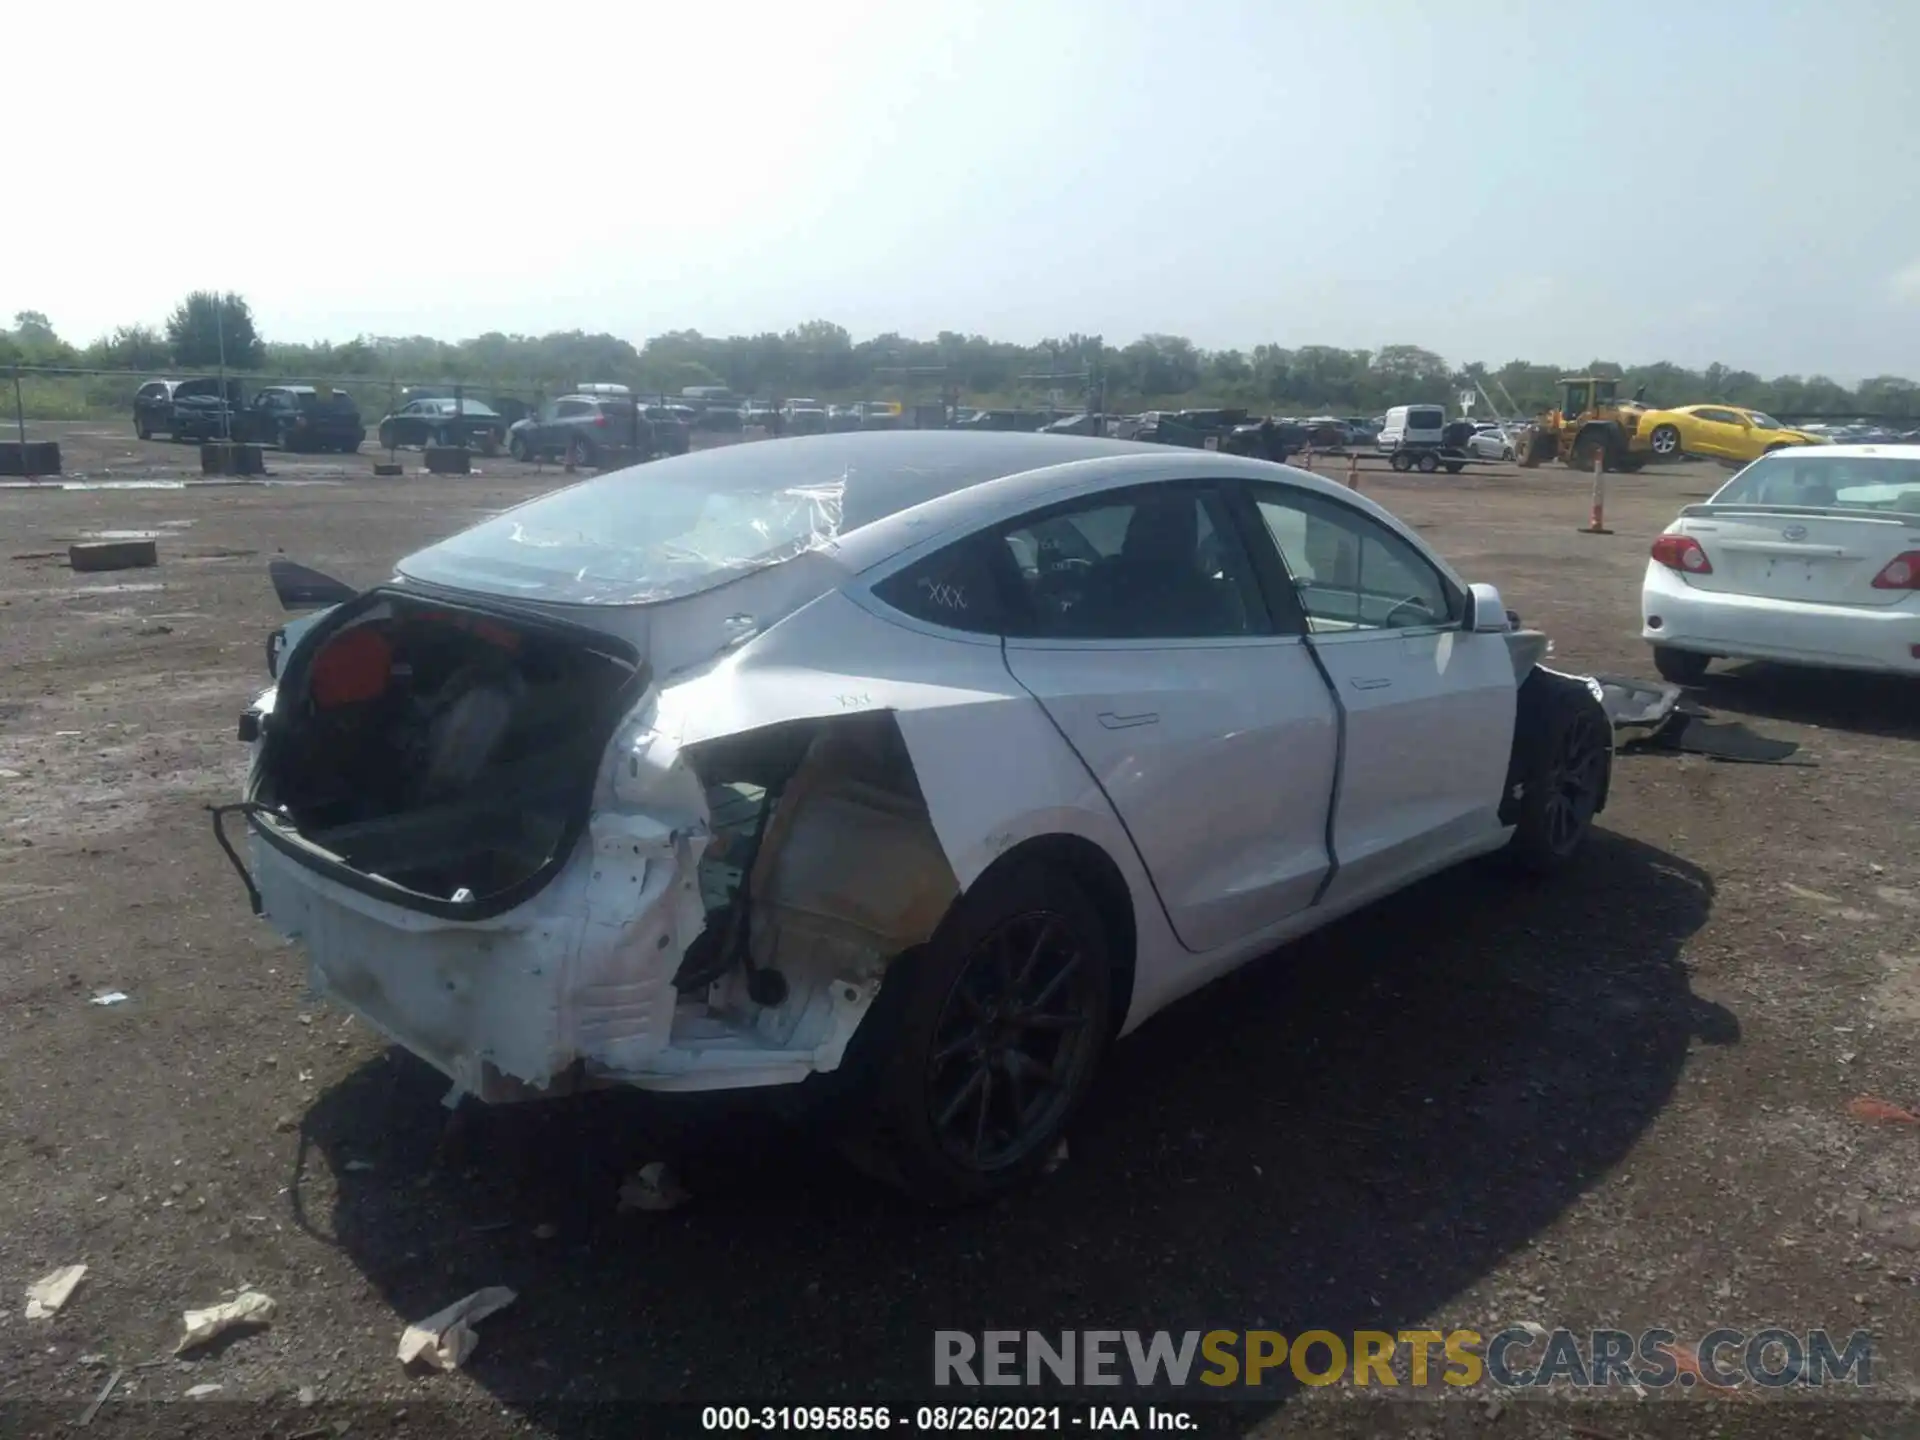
[{"left": 3, "top": 293, "right": 1915, "bottom": 419}]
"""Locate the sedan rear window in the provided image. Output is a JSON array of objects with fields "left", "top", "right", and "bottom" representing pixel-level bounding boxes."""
[
  {"left": 1710, "top": 454, "right": 1920, "bottom": 517},
  {"left": 297, "top": 391, "right": 357, "bottom": 412},
  {"left": 396, "top": 433, "right": 1154, "bottom": 606}
]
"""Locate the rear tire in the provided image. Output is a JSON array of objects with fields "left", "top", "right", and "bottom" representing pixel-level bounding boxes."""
[
  {"left": 135, "top": 415, "right": 151, "bottom": 440},
  {"left": 1390, "top": 451, "right": 1414, "bottom": 472},
  {"left": 1569, "top": 433, "right": 1606, "bottom": 471},
  {"left": 838, "top": 861, "right": 1111, "bottom": 1207},
  {"left": 1416, "top": 452, "right": 1439, "bottom": 474},
  {"left": 509, "top": 433, "right": 530, "bottom": 462},
  {"left": 1444, "top": 461, "right": 1464, "bottom": 474},
  {"left": 1504, "top": 671, "right": 1612, "bottom": 877},
  {"left": 1652, "top": 645, "right": 1711, "bottom": 685}
]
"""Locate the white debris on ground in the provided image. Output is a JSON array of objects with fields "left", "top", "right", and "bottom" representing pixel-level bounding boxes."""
[
  {"left": 176, "top": 1289, "right": 276, "bottom": 1354},
  {"left": 184, "top": 1383, "right": 224, "bottom": 1399},
  {"left": 396, "top": 1286, "right": 517, "bottom": 1371},
  {"left": 618, "top": 1160, "right": 690, "bottom": 1213},
  {"left": 88, "top": 992, "right": 130, "bottom": 1007},
  {"left": 24, "top": 1263, "right": 87, "bottom": 1318}
]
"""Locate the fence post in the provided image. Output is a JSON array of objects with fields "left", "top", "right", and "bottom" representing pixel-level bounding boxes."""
[{"left": 1347, "top": 455, "right": 1360, "bottom": 491}]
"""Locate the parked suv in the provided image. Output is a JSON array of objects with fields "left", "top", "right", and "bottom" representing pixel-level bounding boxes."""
[
  {"left": 245, "top": 387, "right": 366, "bottom": 453},
  {"left": 134, "top": 377, "right": 241, "bottom": 440},
  {"left": 506, "top": 395, "right": 654, "bottom": 464},
  {"left": 377, "top": 398, "right": 509, "bottom": 455}
]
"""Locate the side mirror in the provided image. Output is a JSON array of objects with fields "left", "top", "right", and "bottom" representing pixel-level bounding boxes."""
[{"left": 1467, "top": 582, "right": 1510, "bottom": 633}]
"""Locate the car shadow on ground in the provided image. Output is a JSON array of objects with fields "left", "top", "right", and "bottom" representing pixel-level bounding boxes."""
[
  {"left": 1695, "top": 663, "right": 1920, "bottom": 742},
  {"left": 294, "top": 830, "right": 1728, "bottom": 1425}
]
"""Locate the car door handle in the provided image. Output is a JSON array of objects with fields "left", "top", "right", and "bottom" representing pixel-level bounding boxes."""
[
  {"left": 1097, "top": 711, "right": 1160, "bottom": 730},
  {"left": 1348, "top": 676, "right": 1393, "bottom": 691}
]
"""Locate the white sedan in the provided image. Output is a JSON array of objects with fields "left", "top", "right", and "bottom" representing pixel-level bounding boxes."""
[
  {"left": 1642, "top": 444, "right": 1920, "bottom": 683},
  {"left": 216, "top": 433, "right": 1613, "bottom": 1205},
  {"left": 1466, "top": 425, "right": 1516, "bottom": 461}
]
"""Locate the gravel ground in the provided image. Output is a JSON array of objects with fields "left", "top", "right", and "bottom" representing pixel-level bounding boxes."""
[{"left": 3, "top": 425, "right": 1919, "bottom": 1439}]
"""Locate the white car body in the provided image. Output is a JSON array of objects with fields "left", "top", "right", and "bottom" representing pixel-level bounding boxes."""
[
  {"left": 226, "top": 434, "right": 1607, "bottom": 1190},
  {"left": 1641, "top": 444, "right": 1920, "bottom": 678},
  {"left": 1466, "top": 426, "right": 1515, "bottom": 461},
  {"left": 1376, "top": 404, "right": 1447, "bottom": 452}
]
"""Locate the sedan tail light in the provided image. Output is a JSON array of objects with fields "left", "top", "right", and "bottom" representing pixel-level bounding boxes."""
[
  {"left": 594, "top": 414, "right": 608, "bottom": 428},
  {"left": 1871, "top": 551, "right": 1920, "bottom": 590},
  {"left": 1651, "top": 534, "right": 1713, "bottom": 574}
]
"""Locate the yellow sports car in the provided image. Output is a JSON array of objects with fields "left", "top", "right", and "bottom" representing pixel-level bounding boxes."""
[{"left": 1636, "top": 404, "right": 1829, "bottom": 464}]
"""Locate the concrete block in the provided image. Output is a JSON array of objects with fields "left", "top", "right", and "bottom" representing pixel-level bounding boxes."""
[
  {"left": 200, "top": 442, "right": 265, "bottom": 476},
  {"left": 0, "top": 440, "right": 62, "bottom": 477},
  {"left": 69, "top": 539, "right": 158, "bottom": 572}
]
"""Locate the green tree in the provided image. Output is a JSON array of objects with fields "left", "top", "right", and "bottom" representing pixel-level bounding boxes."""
[
  {"left": 165, "top": 291, "right": 265, "bottom": 369},
  {"left": 86, "top": 325, "right": 171, "bottom": 371}
]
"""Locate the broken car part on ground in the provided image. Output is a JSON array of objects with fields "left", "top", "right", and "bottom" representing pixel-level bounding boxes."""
[{"left": 213, "top": 433, "right": 1616, "bottom": 1204}]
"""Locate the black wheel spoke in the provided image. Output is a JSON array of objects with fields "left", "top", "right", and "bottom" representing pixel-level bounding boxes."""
[
  {"left": 925, "top": 905, "right": 1098, "bottom": 1173},
  {"left": 932, "top": 1027, "right": 983, "bottom": 1065},
  {"left": 936, "top": 1065, "right": 987, "bottom": 1130},
  {"left": 1000, "top": 1051, "right": 1029, "bottom": 1127},
  {"left": 1025, "top": 952, "right": 1082, "bottom": 1013},
  {"left": 1013, "top": 917, "right": 1057, "bottom": 993},
  {"left": 1008, "top": 1008, "right": 1087, "bottom": 1033}
]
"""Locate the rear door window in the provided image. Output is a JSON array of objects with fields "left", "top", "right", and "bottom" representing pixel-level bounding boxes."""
[{"left": 871, "top": 533, "right": 1015, "bottom": 635}]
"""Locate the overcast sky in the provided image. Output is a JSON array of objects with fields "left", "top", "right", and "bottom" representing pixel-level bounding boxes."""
[{"left": 9, "top": 0, "right": 1917, "bottom": 380}]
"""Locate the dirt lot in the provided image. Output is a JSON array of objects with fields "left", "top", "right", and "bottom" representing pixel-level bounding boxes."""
[{"left": 3, "top": 424, "right": 1919, "bottom": 1438}]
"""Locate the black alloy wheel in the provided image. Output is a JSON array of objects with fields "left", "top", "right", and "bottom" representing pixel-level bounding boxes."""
[
  {"left": 924, "top": 909, "right": 1103, "bottom": 1173},
  {"left": 1542, "top": 703, "right": 1609, "bottom": 858}
]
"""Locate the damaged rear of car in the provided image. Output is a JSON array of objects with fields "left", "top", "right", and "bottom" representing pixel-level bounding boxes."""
[
  {"left": 219, "top": 432, "right": 1614, "bottom": 1205},
  {"left": 220, "top": 435, "right": 1169, "bottom": 1202}
]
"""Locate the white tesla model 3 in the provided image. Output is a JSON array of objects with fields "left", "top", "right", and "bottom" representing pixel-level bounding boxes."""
[{"left": 218, "top": 432, "right": 1612, "bottom": 1204}]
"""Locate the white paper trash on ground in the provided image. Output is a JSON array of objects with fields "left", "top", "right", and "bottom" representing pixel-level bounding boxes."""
[
  {"left": 25, "top": 1264, "right": 87, "bottom": 1319},
  {"left": 176, "top": 1290, "right": 276, "bottom": 1354},
  {"left": 397, "top": 1287, "right": 517, "bottom": 1371}
]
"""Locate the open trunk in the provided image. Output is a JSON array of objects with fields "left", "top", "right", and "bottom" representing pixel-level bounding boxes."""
[{"left": 250, "top": 589, "right": 645, "bottom": 916}]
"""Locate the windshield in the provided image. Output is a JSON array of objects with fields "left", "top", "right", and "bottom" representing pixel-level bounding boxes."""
[{"left": 1709, "top": 453, "right": 1920, "bottom": 517}]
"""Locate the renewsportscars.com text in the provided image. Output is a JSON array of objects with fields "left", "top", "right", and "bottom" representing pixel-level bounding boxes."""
[{"left": 933, "top": 1328, "right": 1873, "bottom": 1390}]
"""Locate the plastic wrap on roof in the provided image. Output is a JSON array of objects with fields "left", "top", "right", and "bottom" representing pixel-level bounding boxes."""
[{"left": 399, "top": 470, "right": 847, "bottom": 606}]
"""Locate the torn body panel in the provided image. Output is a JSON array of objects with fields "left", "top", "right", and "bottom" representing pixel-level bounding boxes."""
[{"left": 250, "top": 588, "right": 1156, "bottom": 1098}]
